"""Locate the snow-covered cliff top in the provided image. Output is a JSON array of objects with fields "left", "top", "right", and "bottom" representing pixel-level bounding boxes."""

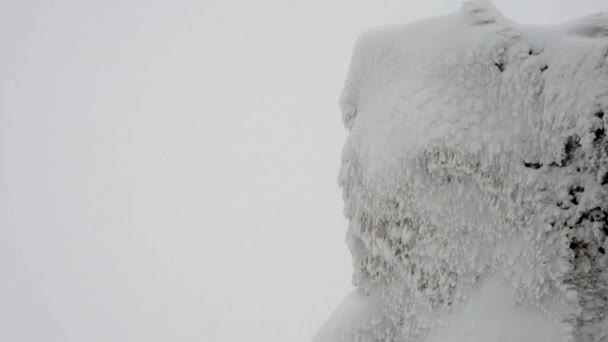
[{"left": 317, "top": 1, "right": 608, "bottom": 341}]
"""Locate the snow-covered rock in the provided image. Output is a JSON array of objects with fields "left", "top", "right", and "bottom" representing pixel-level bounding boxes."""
[{"left": 316, "top": 1, "right": 608, "bottom": 341}]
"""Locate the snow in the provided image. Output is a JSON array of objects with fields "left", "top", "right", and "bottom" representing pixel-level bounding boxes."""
[
  {"left": 317, "top": 1, "right": 608, "bottom": 341},
  {"left": 425, "top": 275, "right": 566, "bottom": 342},
  {"left": 314, "top": 285, "right": 385, "bottom": 342}
]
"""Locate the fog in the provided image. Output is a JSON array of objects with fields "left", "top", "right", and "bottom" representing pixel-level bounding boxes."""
[{"left": 1, "top": 1, "right": 606, "bottom": 341}]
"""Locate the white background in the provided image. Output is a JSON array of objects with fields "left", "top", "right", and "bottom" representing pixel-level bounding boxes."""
[{"left": 1, "top": 1, "right": 607, "bottom": 341}]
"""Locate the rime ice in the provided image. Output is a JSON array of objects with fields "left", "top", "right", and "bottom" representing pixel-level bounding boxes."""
[{"left": 316, "top": 1, "right": 608, "bottom": 341}]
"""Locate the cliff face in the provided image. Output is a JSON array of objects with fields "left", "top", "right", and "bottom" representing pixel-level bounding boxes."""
[{"left": 316, "top": 2, "right": 608, "bottom": 341}]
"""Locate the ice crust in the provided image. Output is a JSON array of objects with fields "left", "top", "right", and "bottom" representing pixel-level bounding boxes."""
[{"left": 319, "top": 1, "right": 608, "bottom": 341}]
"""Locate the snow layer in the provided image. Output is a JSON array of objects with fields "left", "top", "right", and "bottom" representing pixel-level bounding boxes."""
[{"left": 317, "top": 1, "right": 608, "bottom": 341}]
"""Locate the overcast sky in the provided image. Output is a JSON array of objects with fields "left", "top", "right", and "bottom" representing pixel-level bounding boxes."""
[{"left": 1, "top": 1, "right": 607, "bottom": 341}]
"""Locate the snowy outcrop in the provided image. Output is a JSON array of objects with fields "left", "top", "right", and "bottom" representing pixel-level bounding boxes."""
[{"left": 317, "top": 1, "right": 608, "bottom": 341}]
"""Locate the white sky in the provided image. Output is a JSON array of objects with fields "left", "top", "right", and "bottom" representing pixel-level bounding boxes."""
[{"left": 1, "top": 1, "right": 607, "bottom": 341}]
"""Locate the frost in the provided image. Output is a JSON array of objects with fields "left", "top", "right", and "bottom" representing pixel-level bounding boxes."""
[{"left": 317, "top": 1, "right": 608, "bottom": 341}]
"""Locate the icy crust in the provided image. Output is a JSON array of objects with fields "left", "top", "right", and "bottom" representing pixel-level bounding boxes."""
[{"left": 334, "top": 1, "right": 608, "bottom": 342}]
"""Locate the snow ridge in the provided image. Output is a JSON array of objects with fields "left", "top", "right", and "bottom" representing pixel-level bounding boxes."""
[{"left": 322, "top": 1, "right": 608, "bottom": 341}]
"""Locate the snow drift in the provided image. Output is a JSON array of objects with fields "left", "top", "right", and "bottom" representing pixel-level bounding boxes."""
[{"left": 316, "top": 1, "right": 608, "bottom": 341}]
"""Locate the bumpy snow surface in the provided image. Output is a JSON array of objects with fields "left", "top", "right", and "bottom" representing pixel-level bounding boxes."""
[{"left": 315, "top": 2, "right": 608, "bottom": 342}]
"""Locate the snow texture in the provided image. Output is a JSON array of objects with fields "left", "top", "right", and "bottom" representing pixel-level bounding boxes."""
[{"left": 317, "top": 1, "right": 608, "bottom": 341}]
